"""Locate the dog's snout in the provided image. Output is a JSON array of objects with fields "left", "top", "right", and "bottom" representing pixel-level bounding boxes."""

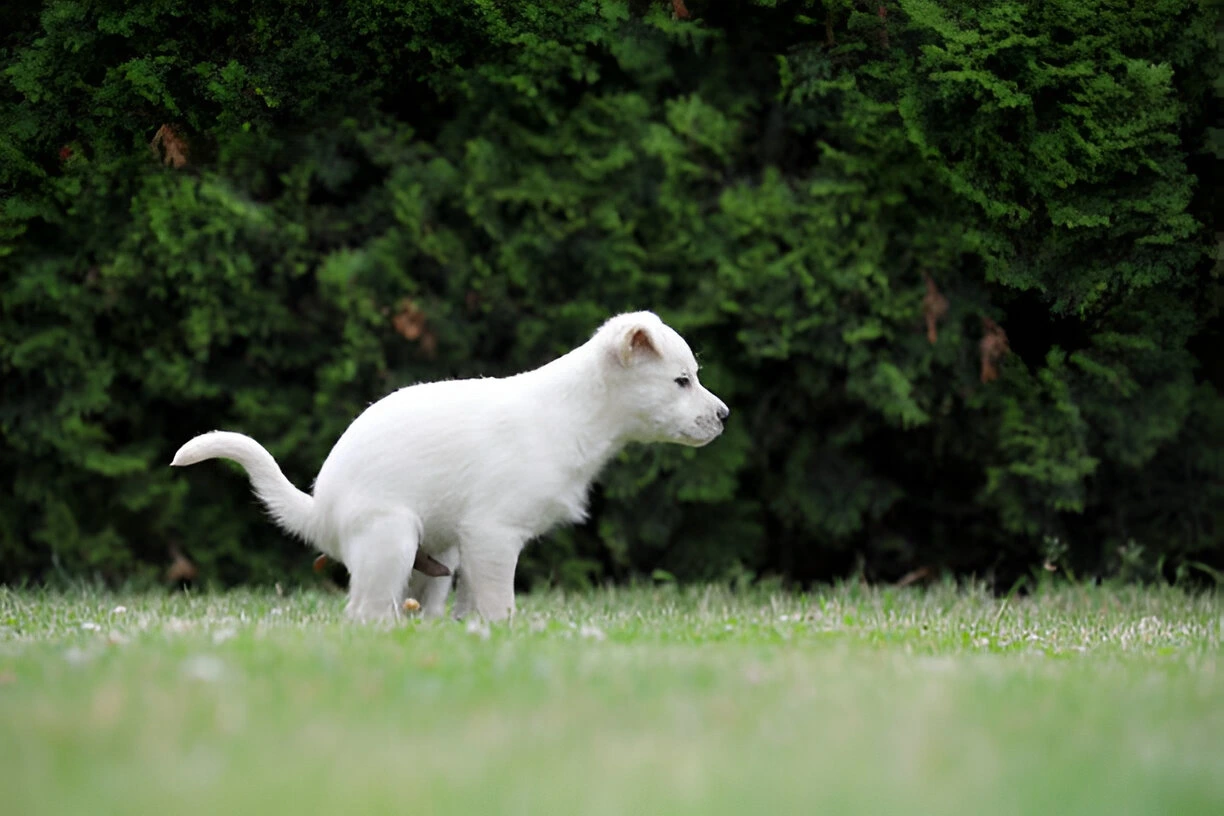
[{"left": 716, "top": 402, "right": 730, "bottom": 423}]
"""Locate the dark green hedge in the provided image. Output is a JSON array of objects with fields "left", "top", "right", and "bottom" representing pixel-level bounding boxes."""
[{"left": 3, "top": 1, "right": 1222, "bottom": 589}]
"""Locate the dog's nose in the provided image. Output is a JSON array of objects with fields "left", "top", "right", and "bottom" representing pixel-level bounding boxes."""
[{"left": 717, "top": 403, "right": 730, "bottom": 423}]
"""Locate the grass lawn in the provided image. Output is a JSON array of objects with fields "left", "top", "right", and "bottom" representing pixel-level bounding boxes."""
[{"left": 1, "top": 582, "right": 1221, "bottom": 815}]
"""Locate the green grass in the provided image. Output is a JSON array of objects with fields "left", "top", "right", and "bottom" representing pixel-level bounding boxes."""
[{"left": 1, "top": 582, "right": 1221, "bottom": 815}]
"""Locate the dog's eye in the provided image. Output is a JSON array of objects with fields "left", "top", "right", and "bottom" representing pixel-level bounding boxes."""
[{"left": 674, "top": 376, "right": 691, "bottom": 388}]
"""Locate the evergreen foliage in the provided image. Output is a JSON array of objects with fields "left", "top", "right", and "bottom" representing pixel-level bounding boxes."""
[{"left": 3, "top": 1, "right": 1221, "bottom": 588}]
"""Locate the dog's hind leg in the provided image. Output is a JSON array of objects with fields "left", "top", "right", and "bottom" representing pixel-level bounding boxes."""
[
  {"left": 342, "top": 510, "right": 420, "bottom": 623},
  {"left": 406, "top": 545, "right": 458, "bottom": 619}
]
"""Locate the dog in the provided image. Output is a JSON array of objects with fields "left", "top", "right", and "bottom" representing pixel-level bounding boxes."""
[{"left": 171, "top": 311, "right": 729, "bottom": 622}]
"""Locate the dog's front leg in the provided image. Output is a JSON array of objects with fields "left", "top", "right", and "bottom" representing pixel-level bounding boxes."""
[{"left": 454, "top": 527, "right": 521, "bottom": 622}]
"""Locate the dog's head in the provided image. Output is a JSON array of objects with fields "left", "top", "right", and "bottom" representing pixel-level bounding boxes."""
[{"left": 596, "top": 312, "right": 729, "bottom": 447}]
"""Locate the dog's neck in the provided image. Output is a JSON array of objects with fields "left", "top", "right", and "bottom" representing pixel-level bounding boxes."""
[{"left": 522, "top": 343, "right": 634, "bottom": 482}]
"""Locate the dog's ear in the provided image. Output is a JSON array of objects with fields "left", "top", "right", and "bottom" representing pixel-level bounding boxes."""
[{"left": 616, "top": 323, "right": 660, "bottom": 367}]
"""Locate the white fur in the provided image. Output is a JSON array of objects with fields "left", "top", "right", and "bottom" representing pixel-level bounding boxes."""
[{"left": 171, "top": 311, "right": 729, "bottom": 623}]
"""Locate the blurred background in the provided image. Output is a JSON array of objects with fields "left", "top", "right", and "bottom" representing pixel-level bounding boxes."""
[{"left": 3, "top": 0, "right": 1222, "bottom": 591}]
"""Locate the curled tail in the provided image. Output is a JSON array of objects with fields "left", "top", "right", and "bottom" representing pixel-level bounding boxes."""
[{"left": 172, "top": 431, "right": 316, "bottom": 544}]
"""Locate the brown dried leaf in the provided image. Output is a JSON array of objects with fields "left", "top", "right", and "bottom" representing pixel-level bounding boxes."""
[
  {"left": 150, "top": 124, "right": 189, "bottom": 168},
  {"left": 895, "top": 566, "right": 932, "bottom": 588},
  {"left": 420, "top": 331, "right": 438, "bottom": 359},
  {"left": 165, "top": 544, "right": 198, "bottom": 584},
  {"left": 392, "top": 298, "right": 427, "bottom": 341},
  {"left": 671, "top": 0, "right": 691, "bottom": 19},
  {"left": 392, "top": 298, "right": 438, "bottom": 358},
  {"left": 922, "top": 272, "right": 949, "bottom": 345},
  {"left": 979, "top": 316, "right": 1010, "bottom": 383}
]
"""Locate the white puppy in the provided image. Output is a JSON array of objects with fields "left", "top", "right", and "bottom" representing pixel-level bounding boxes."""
[{"left": 171, "top": 311, "right": 729, "bottom": 623}]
